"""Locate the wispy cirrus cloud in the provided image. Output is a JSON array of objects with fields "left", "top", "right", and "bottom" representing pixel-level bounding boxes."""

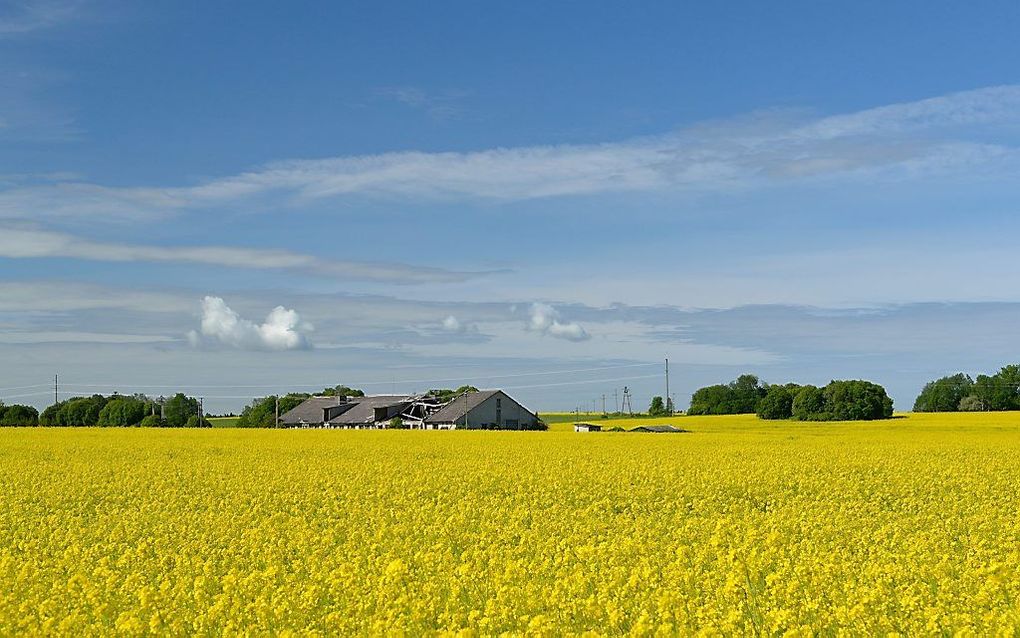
[
  {"left": 0, "top": 0, "right": 84, "bottom": 36},
  {"left": 0, "top": 225, "right": 491, "bottom": 283},
  {"left": 373, "top": 86, "right": 469, "bottom": 120},
  {"left": 2, "top": 85, "right": 1019, "bottom": 221}
]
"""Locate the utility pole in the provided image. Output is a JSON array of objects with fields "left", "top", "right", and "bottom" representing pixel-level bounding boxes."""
[
  {"left": 275, "top": 395, "right": 280, "bottom": 428},
  {"left": 613, "top": 389, "right": 619, "bottom": 414},
  {"left": 665, "top": 358, "right": 671, "bottom": 416},
  {"left": 602, "top": 394, "right": 606, "bottom": 415},
  {"left": 199, "top": 397, "right": 204, "bottom": 426}
]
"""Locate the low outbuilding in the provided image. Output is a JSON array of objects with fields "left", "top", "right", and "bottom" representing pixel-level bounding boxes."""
[
  {"left": 574, "top": 423, "right": 602, "bottom": 432},
  {"left": 629, "top": 424, "right": 688, "bottom": 433}
]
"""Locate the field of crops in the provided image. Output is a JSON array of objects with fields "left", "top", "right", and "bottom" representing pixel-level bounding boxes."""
[{"left": 1, "top": 413, "right": 1019, "bottom": 634}]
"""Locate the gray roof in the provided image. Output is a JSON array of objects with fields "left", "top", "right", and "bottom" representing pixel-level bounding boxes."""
[
  {"left": 279, "top": 395, "right": 412, "bottom": 425},
  {"left": 629, "top": 424, "right": 688, "bottom": 433},
  {"left": 424, "top": 390, "right": 502, "bottom": 424},
  {"left": 328, "top": 395, "right": 412, "bottom": 425},
  {"left": 279, "top": 397, "right": 342, "bottom": 424}
]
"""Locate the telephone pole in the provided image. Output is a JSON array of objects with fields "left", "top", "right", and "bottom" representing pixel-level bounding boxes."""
[
  {"left": 613, "top": 389, "right": 619, "bottom": 414},
  {"left": 665, "top": 358, "right": 671, "bottom": 416},
  {"left": 601, "top": 394, "right": 606, "bottom": 415}
]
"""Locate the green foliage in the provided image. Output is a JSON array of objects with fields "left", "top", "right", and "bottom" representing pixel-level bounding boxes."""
[
  {"left": 688, "top": 375, "right": 767, "bottom": 415},
  {"left": 823, "top": 380, "right": 894, "bottom": 421},
  {"left": 237, "top": 394, "right": 311, "bottom": 428},
  {"left": 958, "top": 395, "right": 985, "bottom": 412},
  {"left": 913, "top": 374, "right": 974, "bottom": 412},
  {"left": 140, "top": 414, "right": 163, "bottom": 428},
  {"left": 0, "top": 404, "right": 39, "bottom": 427},
  {"left": 163, "top": 393, "right": 200, "bottom": 428},
  {"left": 39, "top": 395, "right": 112, "bottom": 426},
  {"left": 647, "top": 396, "right": 668, "bottom": 416},
  {"left": 915, "top": 365, "right": 1020, "bottom": 412},
  {"left": 757, "top": 385, "right": 796, "bottom": 420},
  {"left": 792, "top": 386, "right": 828, "bottom": 421},
  {"left": 319, "top": 386, "right": 365, "bottom": 398},
  {"left": 387, "top": 417, "right": 408, "bottom": 429},
  {"left": 428, "top": 386, "right": 480, "bottom": 402},
  {"left": 97, "top": 396, "right": 148, "bottom": 427},
  {"left": 185, "top": 415, "right": 211, "bottom": 428}
]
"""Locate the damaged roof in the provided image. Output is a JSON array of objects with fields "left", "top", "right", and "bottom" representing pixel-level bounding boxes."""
[{"left": 424, "top": 390, "right": 502, "bottom": 424}]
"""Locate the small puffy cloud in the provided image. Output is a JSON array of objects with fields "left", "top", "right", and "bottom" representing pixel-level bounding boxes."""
[
  {"left": 441, "top": 314, "right": 481, "bottom": 333},
  {"left": 188, "top": 296, "right": 312, "bottom": 351},
  {"left": 528, "top": 303, "right": 589, "bottom": 342},
  {"left": 442, "top": 315, "right": 463, "bottom": 332}
]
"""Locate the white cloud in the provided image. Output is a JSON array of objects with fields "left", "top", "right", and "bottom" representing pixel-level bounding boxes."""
[
  {"left": 528, "top": 303, "right": 589, "bottom": 342},
  {"left": 442, "top": 315, "right": 462, "bottom": 331},
  {"left": 189, "top": 296, "right": 313, "bottom": 351},
  {"left": 0, "top": 225, "right": 484, "bottom": 283},
  {"left": 3, "top": 85, "right": 1019, "bottom": 221}
]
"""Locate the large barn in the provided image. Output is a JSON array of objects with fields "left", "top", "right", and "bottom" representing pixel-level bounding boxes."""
[{"left": 278, "top": 389, "right": 541, "bottom": 430}]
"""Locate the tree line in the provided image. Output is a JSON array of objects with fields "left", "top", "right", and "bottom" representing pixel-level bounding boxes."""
[
  {"left": 689, "top": 374, "right": 894, "bottom": 421},
  {"left": 16, "top": 393, "right": 211, "bottom": 427},
  {"left": 914, "top": 365, "right": 1020, "bottom": 412},
  {"left": 0, "top": 403, "right": 40, "bottom": 427}
]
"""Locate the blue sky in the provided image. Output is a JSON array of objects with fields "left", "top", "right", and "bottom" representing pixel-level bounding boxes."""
[{"left": 3, "top": 0, "right": 1020, "bottom": 413}]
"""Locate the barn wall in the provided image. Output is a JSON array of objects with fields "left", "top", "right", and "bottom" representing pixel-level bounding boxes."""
[{"left": 461, "top": 392, "right": 539, "bottom": 429}]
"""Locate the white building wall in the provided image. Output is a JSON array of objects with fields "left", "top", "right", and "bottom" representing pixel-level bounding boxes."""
[{"left": 460, "top": 392, "right": 539, "bottom": 429}]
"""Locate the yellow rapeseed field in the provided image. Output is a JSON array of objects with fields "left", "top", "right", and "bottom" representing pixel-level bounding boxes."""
[{"left": 1, "top": 413, "right": 1019, "bottom": 635}]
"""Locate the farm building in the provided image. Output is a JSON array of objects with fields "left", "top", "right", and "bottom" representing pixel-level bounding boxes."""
[
  {"left": 424, "top": 390, "right": 540, "bottom": 430},
  {"left": 574, "top": 423, "right": 602, "bottom": 432},
  {"left": 279, "top": 389, "right": 540, "bottom": 430},
  {"left": 629, "top": 425, "right": 688, "bottom": 433}
]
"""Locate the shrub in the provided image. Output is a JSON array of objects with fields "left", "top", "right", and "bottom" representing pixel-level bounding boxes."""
[
  {"left": 958, "top": 395, "right": 985, "bottom": 412},
  {"left": 823, "top": 380, "right": 894, "bottom": 421},
  {"left": 140, "top": 414, "right": 163, "bottom": 428}
]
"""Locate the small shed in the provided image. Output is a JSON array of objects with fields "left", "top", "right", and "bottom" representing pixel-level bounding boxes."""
[
  {"left": 574, "top": 422, "right": 602, "bottom": 432},
  {"left": 629, "top": 424, "right": 688, "bottom": 433}
]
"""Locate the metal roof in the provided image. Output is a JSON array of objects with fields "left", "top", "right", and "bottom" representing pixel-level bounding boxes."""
[
  {"left": 327, "top": 395, "right": 413, "bottom": 425},
  {"left": 278, "top": 397, "right": 343, "bottom": 424},
  {"left": 629, "top": 424, "right": 688, "bottom": 433},
  {"left": 424, "top": 389, "right": 502, "bottom": 424}
]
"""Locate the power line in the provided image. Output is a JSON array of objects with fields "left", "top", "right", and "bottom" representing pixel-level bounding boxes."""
[
  {"left": 53, "top": 362, "right": 661, "bottom": 390},
  {"left": 0, "top": 383, "right": 52, "bottom": 393}
]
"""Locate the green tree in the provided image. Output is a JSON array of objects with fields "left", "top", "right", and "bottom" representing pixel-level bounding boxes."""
[
  {"left": 757, "top": 385, "right": 795, "bottom": 420},
  {"left": 730, "top": 374, "right": 767, "bottom": 413},
  {"left": 185, "top": 415, "right": 211, "bottom": 428},
  {"left": 688, "top": 375, "right": 767, "bottom": 415},
  {"left": 387, "top": 416, "right": 408, "bottom": 429},
  {"left": 913, "top": 374, "right": 974, "bottom": 412},
  {"left": 98, "top": 396, "right": 147, "bottom": 426},
  {"left": 140, "top": 414, "right": 163, "bottom": 427},
  {"left": 823, "top": 380, "right": 894, "bottom": 421},
  {"left": 237, "top": 394, "right": 311, "bottom": 428},
  {"left": 162, "top": 393, "right": 200, "bottom": 427},
  {"left": 0, "top": 404, "right": 39, "bottom": 426},
  {"left": 647, "top": 396, "right": 667, "bottom": 417},
  {"left": 319, "top": 385, "right": 365, "bottom": 398},
  {"left": 792, "top": 386, "right": 827, "bottom": 421}
]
